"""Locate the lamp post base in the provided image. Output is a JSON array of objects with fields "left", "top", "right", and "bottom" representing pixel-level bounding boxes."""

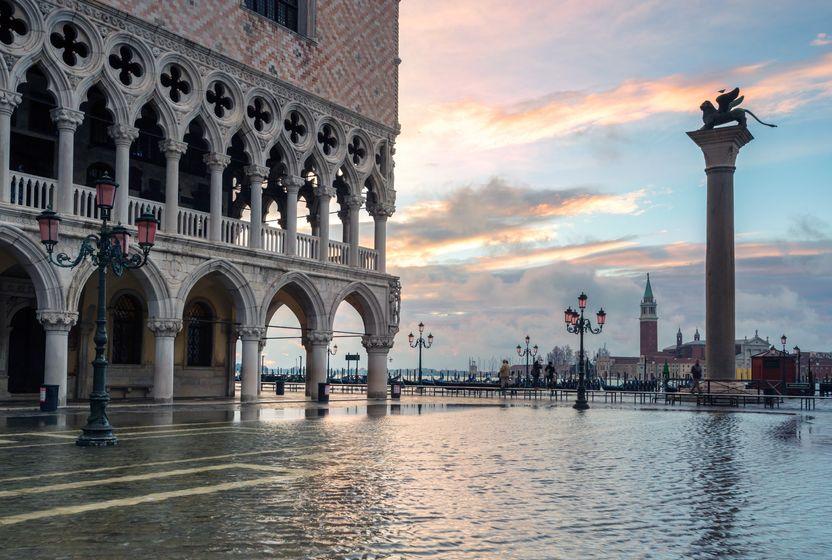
[
  {"left": 573, "top": 400, "right": 589, "bottom": 411},
  {"left": 76, "top": 427, "right": 118, "bottom": 447}
]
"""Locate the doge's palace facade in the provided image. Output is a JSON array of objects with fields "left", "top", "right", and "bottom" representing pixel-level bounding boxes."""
[{"left": 0, "top": 0, "right": 401, "bottom": 405}]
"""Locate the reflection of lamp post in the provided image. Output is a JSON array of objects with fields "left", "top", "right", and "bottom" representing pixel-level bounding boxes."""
[
  {"left": 326, "top": 343, "right": 338, "bottom": 382},
  {"left": 36, "top": 175, "right": 159, "bottom": 447},
  {"left": 408, "top": 322, "right": 434, "bottom": 384},
  {"left": 516, "top": 335, "right": 538, "bottom": 385},
  {"left": 564, "top": 292, "right": 606, "bottom": 411}
]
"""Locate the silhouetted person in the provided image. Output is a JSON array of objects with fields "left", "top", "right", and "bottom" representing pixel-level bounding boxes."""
[{"left": 690, "top": 360, "right": 703, "bottom": 394}]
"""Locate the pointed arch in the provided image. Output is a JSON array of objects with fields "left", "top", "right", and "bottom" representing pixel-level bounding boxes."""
[
  {"left": 11, "top": 55, "right": 72, "bottom": 107},
  {"left": 75, "top": 76, "right": 129, "bottom": 125},
  {"left": 259, "top": 271, "right": 327, "bottom": 331},
  {"left": 185, "top": 111, "right": 224, "bottom": 154},
  {"left": 230, "top": 123, "right": 265, "bottom": 167},
  {"left": 129, "top": 92, "right": 178, "bottom": 140},
  {"left": 0, "top": 224, "right": 63, "bottom": 311},
  {"left": 329, "top": 282, "right": 386, "bottom": 337},
  {"left": 66, "top": 251, "right": 173, "bottom": 318},
  {"left": 176, "top": 259, "right": 257, "bottom": 326},
  {"left": 265, "top": 135, "right": 299, "bottom": 178}
]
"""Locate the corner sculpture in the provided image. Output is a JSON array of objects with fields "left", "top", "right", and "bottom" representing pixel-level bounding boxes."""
[{"left": 699, "top": 87, "right": 778, "bottom": 130}]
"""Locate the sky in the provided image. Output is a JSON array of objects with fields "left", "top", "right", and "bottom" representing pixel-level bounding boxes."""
[{"left": 266, "top": 0, "right": 832, "bottom": 373}]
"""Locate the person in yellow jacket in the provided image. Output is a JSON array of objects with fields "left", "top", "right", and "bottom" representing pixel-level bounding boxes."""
[{"left": 499, "top": 360, "right": 511, "bottom": 393}]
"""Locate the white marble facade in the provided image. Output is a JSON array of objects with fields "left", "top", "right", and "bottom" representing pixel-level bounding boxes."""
[{"left": 0, "top": 0, "right": 400, "bottom": 405}]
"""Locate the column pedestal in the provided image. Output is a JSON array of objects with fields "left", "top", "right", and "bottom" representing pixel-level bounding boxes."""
[
  {"left": 148, "top": 319, "right": 182, "bottom": 403},
  {"left": 687, "top": 126, "right": 753, "bottom": 380},
  {"left": 37, "top": 311, "right": 78, "bottom": 407},
  {"left": 363, "top": 335, "right": 395, "bottom": 399}
]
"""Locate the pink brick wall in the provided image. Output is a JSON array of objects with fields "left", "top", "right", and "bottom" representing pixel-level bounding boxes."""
[{"left": 96, "top": 0, "right": 399, "bottom": 129}]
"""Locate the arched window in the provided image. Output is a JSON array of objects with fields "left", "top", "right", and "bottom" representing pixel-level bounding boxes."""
[
  {"left": 111, "top": 294, "right": 143, "bottom": 364},
  {"left": 186, "top": 301, "right": 214, "bottom": 367}
]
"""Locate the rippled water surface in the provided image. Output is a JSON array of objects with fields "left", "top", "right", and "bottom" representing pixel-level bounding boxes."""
[{"left": 2, "top": 403, "right": 832, "bottom": 559}]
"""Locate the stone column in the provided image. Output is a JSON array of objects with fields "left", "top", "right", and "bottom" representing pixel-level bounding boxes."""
[
  {"left": 204, "top": 152, "right": 230, "bottom": 242},
  {"left": 108, "top": 124, "right": 139, "bottom": 225},
  {"left": 50, "top": 108, "right": 84, "bottom": 214},
  {"left": 147, "top": 318, "right": 182, "bottom": 403},
  {"left": 338, "top": 208, "right": 350, "bottom": 243},
  {"left": 238, "top": 326, "right": 265, "bottom": 402},
  {"left": 687, "top": 126, "right": 753, "bottom": 380},
  {"left": 283, "top": 176, "right": 303, "bottom": 256},
  {"left": 0, "top": 90, "right": 21, "bottom": 203},
  {"left": 346, "top": 195, "right": 363, "bottom": 267},
  {"left": 369, "top": 203, "right": 394, "bottom": 273},
  {"left": 363, "top": 335, "right": 394, "bottom": 399},
  {"left": 317, "top": 186, "right": 335, "bottom": 263},
  {"left": 160, "top": 139, "right": 187, "bottom": 233},
  {"left": 245, "top": 165, "right": 269, "bottom": 249},
  {"left": 37, "top": 310, "right": 78, "bottom": 407},
  {"left": 303, "top": 331, "right": 332, "bottom": 400}
]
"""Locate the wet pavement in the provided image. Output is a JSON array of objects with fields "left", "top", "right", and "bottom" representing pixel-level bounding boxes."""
[{"left": 1, "top": 398, "right": 831, "bottom": 559}]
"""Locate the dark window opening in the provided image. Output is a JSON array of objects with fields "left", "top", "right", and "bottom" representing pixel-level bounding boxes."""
[
  {"left": 111, "top": 294, "right": 143, "bottom": 365},
  {"left": 245, "top": 0, "right": 299, "bottom": 33},
  {"left": 186, "top": 301, "right": 214, "bottom": 367}
]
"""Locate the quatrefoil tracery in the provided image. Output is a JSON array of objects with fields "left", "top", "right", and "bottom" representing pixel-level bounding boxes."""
[
  {"left": 348, "top": 136, "right": 366, "bottom": 166},
  {"left": 247, "top": 97, "right": 272, "bottom": 132},
  {"left": 206, "top": 82, "right": 233, "bottom": 118},
  {"left": 317, "top": 123, "right": 338, "bottom": 156},
  {"left": 50, "top": 24, "right": 89, "bottom": 67},
  {"left": 160, "top": 65, "right": 191, "bottom": 103},
  {"left": 108, "top": 45, "right": 143, "bottom": 86},
  {"left": 283, "top": 111, "right": 307, "bottom": 144},
  {"left": 0, "top": 0, "right": 27, "bottom": 46}
]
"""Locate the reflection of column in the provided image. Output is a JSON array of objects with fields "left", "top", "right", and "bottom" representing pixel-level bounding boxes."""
[
  {"left": 303, "top": 331, "right": 332, "bottom": 400},
  {"left": 204, "top": 152, "right": 230, "bottom": 242},
  {"left": 363, "top": 335, "right": 394, "bottom": 399},
  {"left": 688, "top": 126, "right": 753, "bottom": 380},
  {"left": 108, "top": 124, "right": 139, "bottom": 225},
  {"left": 0, "top": 297, "right": 8, "bottom": 397},
  {"left": 147, "top": 319, "right": 182, "bottom": 402},
  {"left": 284, "top": 176, "right": 303, "bottom": 256},
  {"left": 317, "top": 186, "right": 335, "bottom": 263},
  {"left": 50, "top": 108, "right": 84, "bottom": 214},
  {"left": 238, "top": 326, "right": 265, "bottom": 402},
  {"left": 245, "top": 165, "right": 269, "bottom": 249},
  {"left": 0, "top": 90, "right": 21, "bottom": 203},
  {"left": 160, "top": 139, "right": 187, "bottom": 233},
  {"left": 369, "top": 203, "right": 394, "bottom": 273},
  {"left": 37, "top": 310, "right": 78, "bottom": 407},
  {"left": 347, "top": 195, "right": 363, "bottom": 267}
]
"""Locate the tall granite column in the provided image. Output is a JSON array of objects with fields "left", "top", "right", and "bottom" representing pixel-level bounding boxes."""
[
  {"left": 363, "top": 335, "right": 394, "bottom": 399},
  {"left": 50, "top": 108, "right": 84, "bottom": 214},
  {"left": 147, "top": 318, "right": 182, "bottom": 403},
  {"left": 108, "top": 124, "right": 139, "bottom": 225},
  {"left": 687, "top": 125, "right": 753, "bottom": 379},
  {"left": 303, "top": 331, "right": 332, "bottom": 400}
]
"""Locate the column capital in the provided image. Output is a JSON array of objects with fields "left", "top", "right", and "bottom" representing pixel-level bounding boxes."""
[
  {"left": 368, "top": 202, "right": 395, "bottom": 219},
  {"left": 147, "top": 318, "right": 183, "bottom": 337},
  {"left": 0, "top": 89, "right": 22, "bottom": 115},
  {"left": 244, "top": 164, "right": 270, "bottom": 182},
  {"left": 37, "top": 310, "right": 78, "bottom": 332},
  {"left": 362, "top": 335, "right": 395, "bottom": 352},
  {"left": 237, "top": 325, "right": 266, "bottom": 341},
  {"left": 686, "top": 126, "right": 754, "bottom": 169},
  {"left": 303, "top": 330, "right": 333, "bottom": 348},
  {"left": 203, "top": 152, "right": 231, "bottom": 170},
  {"left": 159, "top": 138, "right": 188, "bottom": 157},
  {"left": 108, "top": 124, "right": 139, "bottom": 146},
  {"left": 317, "top": 185, "right": 337, "bottom": 199},
  {"left": 283, "top": 175, "right": 305, "bottom": 193},
  {"left": 345, "top": 195, "right": 364, "bottom": 211},
  {"left": 50, "top": 107, "right": 84, "bottom": 131}
]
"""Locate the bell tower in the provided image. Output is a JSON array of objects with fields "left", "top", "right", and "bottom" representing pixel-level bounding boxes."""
[{"left": 640, "top": 274, "right": 658, "bottom": 357}]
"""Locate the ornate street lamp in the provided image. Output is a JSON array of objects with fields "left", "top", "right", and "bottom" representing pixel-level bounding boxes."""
[
  {"left": 516, "top": 335, "right": 538, "bottom": 385},
  {"left": 36, "top": 175, "right": 158, "bottom": 446},
  {"left": 326, "top": 343, "right": 338, "bottom": 382},
  {"left": 408, "top": 321, "right": 434, "bottom": 384},
  {"left": 564, "top": 292, "right": 606, "bottom": 410}
]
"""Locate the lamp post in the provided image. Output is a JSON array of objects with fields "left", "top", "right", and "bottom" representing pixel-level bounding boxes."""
[
  {"left": 780, "top": 334, "right": 787, "bottom": 396},
  {"left": 564, "top": 292, "right": 606, "bottom": 411},
  {"left": 516, "top": 335, "right": 538, "bottom": 386},
  {"left": 36, "top": 175, "right": 159, "bottom": 447},
  {"left": 326, "top": 343, "right": 338, "bottom": 382},
  {"left": 408, "top": 322, "right": 433, "bottom": 384},
  {"left": 793, "top": 345, "right": 801, "bottom": 383}
]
